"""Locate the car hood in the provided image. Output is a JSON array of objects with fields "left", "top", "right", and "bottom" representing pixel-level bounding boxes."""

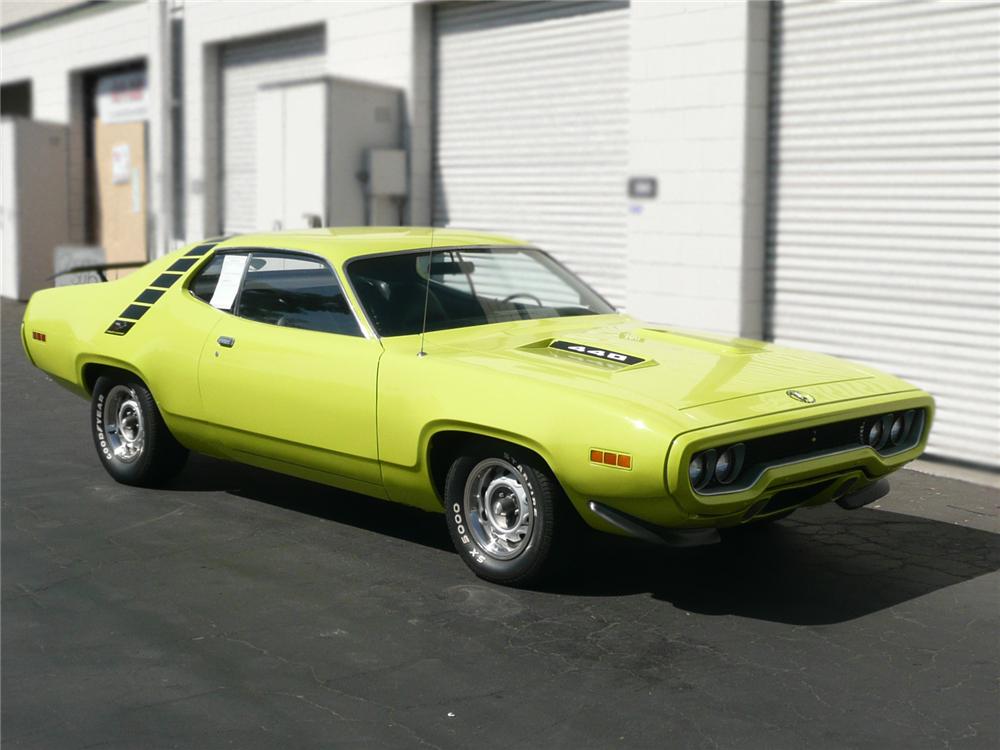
[{"left": 425, "top": 314, "right": 883, "bottom": 411}]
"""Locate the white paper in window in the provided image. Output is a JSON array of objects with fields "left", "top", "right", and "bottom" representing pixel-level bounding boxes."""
[
  {"left": 209, "top": 254, "right": 249, "bottom": 310},
  {"left": 111, "top": 143, "right": 130, "bottom": 184}
]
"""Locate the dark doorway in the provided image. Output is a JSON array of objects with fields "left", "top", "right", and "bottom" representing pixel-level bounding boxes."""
[
  {"left": 75, "top": 59, "right": 146, "bottom": 245},
  {"left": 1, "top": 80, "right": 32, "bottom": 118}
]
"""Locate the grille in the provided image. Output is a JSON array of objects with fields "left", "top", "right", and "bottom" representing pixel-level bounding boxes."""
[{"left": 694, "top": 408, "right": 926, "bottom": 496}]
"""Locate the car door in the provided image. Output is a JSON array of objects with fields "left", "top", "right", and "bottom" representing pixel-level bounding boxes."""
[{"left": 195, "top": 249, "right": 384, "bottom": 494}]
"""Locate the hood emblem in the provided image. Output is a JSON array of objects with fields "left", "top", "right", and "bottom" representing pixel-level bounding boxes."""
[
  {"left": 549, "top": 340, "right": 645, "bottom": 366},
  {"left": 787, "top": 390, "right": 816, "bottom": 404}
]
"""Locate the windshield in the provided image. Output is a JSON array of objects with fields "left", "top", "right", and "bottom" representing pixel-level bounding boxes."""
[{"left": 346, "top": 247, "right": 615, "bottom": 337}]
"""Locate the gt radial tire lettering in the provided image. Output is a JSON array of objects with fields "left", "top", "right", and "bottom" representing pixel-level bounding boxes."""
[
  {"left": 95, "top": 394, "right": 112, "bottom": 461},
  {"left": 453, "top": 501, "right": 480, "bottom": 562},
  {"left": 452, "top": 505, "right": 470, "bottom": 543}
]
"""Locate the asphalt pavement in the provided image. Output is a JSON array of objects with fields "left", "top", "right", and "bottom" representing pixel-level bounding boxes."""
[{"left": 3, "top": 298, "right": 998, "bottom": 749}]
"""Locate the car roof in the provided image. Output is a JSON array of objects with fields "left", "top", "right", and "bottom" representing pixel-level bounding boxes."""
[{"left": 210, "top": 227, "right": 528, "bottom": 265}]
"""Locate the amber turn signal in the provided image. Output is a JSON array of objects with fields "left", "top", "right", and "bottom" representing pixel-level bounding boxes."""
[{"left": 590, "top": 448, "right": 632, "bottom": 470}]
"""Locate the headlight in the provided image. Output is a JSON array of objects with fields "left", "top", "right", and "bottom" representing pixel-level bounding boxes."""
[
  {"left": 889, "top": 409, "right": 916, "bottom": 445},
  {"left": 715, "top": 444, "right": 745, "bottom": 485},
  {"left": 688, "top": 449, "right": 717, "bottom": 491},
  {"left": 865, "top": 419, "right": 884, "bottom": 448},
  {"left": 889, "top": 413, "right": 906, "bottom": 444},
  {"left": 889, "top": 410, "right": 915, "bottom": 446}
]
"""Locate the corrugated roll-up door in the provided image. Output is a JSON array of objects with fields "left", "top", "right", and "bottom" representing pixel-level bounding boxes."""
[
  {"left": 220, "top": 27, "right": 325, "bottom": 234},
  {"left": 767, "top": 1, "right": 1000, "bottom": 468},
  {"left": 434, "top": 1, "right": 629, "bottom": 307}
]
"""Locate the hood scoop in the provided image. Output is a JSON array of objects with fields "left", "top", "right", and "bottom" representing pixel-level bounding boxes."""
[{"left": 518, "top": 338, "right": 656, "bottom": 371}]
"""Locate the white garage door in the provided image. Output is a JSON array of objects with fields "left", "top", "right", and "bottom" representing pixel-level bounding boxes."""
[
  {"left": 220, "top": 27, "right": 325, "bottom": 235},
  {"left": 434, "top": 1, "right": 629, "bottom": 307},
  {"left": 767, "top": 1, "right": 1000, "bottom": 468}
]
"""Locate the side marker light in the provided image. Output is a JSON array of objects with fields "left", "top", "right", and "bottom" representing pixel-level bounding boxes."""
[{"left": 590, "top": 449, "right": 633, "bottom": 471}]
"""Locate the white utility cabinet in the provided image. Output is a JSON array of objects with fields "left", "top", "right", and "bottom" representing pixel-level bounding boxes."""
[
  {"left": 254, "top": 76, "right": 404, "bottom": 231},
  {"left": 0, "top": 119, "right": 70, "bottom": 300},
  {"left": 255, "top": 80, "right": 327, "bottom": 231}
]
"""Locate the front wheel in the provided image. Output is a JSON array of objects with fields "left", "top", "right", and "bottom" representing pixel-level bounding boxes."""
[
  {"left": 91, "top": 374, "right": 188, "bottom": 487},
  {"left": 443, "top": 445, "right": 571, "bottom": 586}
]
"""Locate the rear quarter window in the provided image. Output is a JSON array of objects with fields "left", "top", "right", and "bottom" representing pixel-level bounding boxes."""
[{"left": 189, "top": 253, "right": 231, "bottom": 303}]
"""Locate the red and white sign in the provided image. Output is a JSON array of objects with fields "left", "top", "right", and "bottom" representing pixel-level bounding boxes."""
[{"left": 96, "top": 71, "right": 148, "bottom": 124}]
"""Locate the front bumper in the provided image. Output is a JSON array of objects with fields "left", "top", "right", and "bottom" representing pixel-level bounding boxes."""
[
  {"left": 665, "top": 390, "right": 933, "bottom": 520},
  {"left": 587, "top": 476, "right": 890, "bottom": 546},
  {"left": 574, "top": 389, "right": 932, "bottom": 535}
]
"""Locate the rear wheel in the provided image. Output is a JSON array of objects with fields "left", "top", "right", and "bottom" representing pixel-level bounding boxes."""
[
  {"left": 443, "top": 444, "right": 572, "bottom": 586},
  {"left": 91, "top": 375, "right": 188, "bottom": 486}
]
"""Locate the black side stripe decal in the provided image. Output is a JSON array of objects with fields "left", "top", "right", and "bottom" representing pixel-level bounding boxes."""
[
  {"left": 106, "top": 320, "right": 135, "bottom": 336},
  {"left": 105, "top": 242, "right": 219, "bottom": 336},
  {"left": 135, "top": 288, "right": 165, "bottom": 304},
  {"left": 150, "top": 272, "right": 182, "bottom": 289},
  {"left": 167, "top": 257, "right": 198, "bottom": 272},
  {"left": 184, "top": 242, "right": 217, "bottom": 257},
  {"left": 119, "top": 304, "right": 151, "bottom": 321}
]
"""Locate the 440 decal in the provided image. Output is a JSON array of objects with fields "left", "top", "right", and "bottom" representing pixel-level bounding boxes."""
[{"left": 549, "top": 340, "right": 645, "bottom": 366}]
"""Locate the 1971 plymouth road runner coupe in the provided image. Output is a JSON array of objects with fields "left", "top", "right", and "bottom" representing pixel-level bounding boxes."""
[{"left": 22, "top": 228, "right": 933, "bottom": 585}]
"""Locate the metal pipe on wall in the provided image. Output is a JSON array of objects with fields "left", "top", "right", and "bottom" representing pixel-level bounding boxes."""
[{"left": 147, "top": 0, "right": 173, "bottom": 258}]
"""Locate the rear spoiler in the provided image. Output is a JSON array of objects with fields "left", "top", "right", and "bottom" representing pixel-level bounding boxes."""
[{"left": 50, "top": 261, "right": 147, "bottom": 283}]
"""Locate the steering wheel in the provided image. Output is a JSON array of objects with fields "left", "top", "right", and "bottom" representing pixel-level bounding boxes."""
[{"left": 502, "top": 292, "right": 544, "bottom": 307}]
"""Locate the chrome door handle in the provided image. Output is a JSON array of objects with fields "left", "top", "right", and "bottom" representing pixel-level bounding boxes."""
[{"left": 217, "top": 336, "right": 235, "bottom": 348}]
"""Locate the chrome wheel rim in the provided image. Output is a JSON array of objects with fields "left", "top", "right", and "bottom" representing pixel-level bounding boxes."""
[
  {"left": 103, "top": 385, "right": 145, "bottom": 463},
  {"left": 463, "top": 458, "right": 533, "bottom": 561}
]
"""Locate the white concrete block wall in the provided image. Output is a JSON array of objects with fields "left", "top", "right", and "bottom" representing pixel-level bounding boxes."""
[
  {"left": 0, "top": 1, "right": 152, "bottom": 244},
  {"left": 626, "top": 0, "right": 770, "bottom": 337},
  {"left": 181, "top": 0, "right": 432, "bottom": 241},
  {"left": 2, "top": 0, "right": 770, "bottom": 334}
]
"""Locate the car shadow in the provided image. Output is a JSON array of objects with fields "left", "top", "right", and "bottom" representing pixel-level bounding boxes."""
[
  {"left": 168, "top": 454, "right": 454, "bottom": 553},
  {"left": 550, "top": 508, "right": 1000, "bottom": 624},
  {"left": 167, "top": 454, "right": 1000, "bottom": 626}
]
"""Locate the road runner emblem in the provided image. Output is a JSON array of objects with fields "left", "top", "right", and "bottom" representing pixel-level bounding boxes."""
[{"left": 787, "top": 390, "right": 816, "bottom": 404}]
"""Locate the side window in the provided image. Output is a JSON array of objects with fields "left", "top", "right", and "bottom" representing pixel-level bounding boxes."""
[{"left": 237, "top": 252, "right": 362, "bottom": 337}]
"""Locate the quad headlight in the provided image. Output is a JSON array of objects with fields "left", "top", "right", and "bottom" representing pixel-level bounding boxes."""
[
  {"left": 865, "top": 418, "right": 885, "bottom": 448},
  {"left": 688, "top": 449, "right": 716, "bottom": 491},
  {"left": 890, "top": 410, "right": 915, "bottom": 446},
  {"left": 862, "top": 410, "right": 918, "bottom": 451},
  {"left": 689, "top": 444, "right": 745, "bottom": 491},
  {"left": 714, "top": 444, "right": 746, "bottom": 485}
]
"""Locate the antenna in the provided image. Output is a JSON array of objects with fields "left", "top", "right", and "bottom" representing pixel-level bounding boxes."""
[{"left": 417, "top": 227, "right": 435, "bottom": 358}]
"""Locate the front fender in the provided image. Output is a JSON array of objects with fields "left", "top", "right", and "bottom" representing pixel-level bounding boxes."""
[{"left": 376, "top": 346, "right": 685, "bottom": 515}]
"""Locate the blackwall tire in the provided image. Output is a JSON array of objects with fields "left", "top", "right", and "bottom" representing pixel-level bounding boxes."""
[
  {"left": 91, "top": 374, "right": 188, "bottom": 487},
  {"left": 443, "top": 443, "right": 574, "bottom": 586}
]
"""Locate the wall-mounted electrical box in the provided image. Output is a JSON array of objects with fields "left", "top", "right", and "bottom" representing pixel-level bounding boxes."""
[
  {"left": 363, "top": 148, "right": 408, "bottom": 225},
  {"left": 365, "top": 149, "right": 407, "bottom": 198}
]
